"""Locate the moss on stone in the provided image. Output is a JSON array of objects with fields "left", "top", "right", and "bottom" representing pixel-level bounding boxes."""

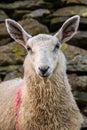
[
  {"left": 82, "top": 12, "right": 87, "bottom": 17},
  {"left": 12, "top": 48, "right": 25, "bottom": 56},
  {"left": 51, "top": 17, "right": 60, "bottom": 24}
]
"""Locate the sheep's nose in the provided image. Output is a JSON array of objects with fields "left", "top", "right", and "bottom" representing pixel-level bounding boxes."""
[{"left": 39, "top": 66, "right": 49, "bottom": 76}]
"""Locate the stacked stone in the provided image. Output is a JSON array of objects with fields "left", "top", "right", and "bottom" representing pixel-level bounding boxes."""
[{"left": 0, "top": 0, "right": 87, "bottom": 129}]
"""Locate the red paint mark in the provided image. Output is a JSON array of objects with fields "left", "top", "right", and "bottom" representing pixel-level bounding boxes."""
[{"left": 14, "top": 83, "right": 23, "bottom": 130}]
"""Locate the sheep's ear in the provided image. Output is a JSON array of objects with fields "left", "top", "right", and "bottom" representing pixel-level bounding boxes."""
[
  {"left": 5, "top": 19, "right": 32, "bottom": 46},
  {"left": 55, "top": 15, "right": 80, "bottom": 44}
]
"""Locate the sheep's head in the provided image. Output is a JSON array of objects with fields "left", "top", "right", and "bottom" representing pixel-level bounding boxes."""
[{"left": 5, "top": 15, "right": 80, "bottom": 78}]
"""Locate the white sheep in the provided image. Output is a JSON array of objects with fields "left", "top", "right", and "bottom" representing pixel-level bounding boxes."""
[{"left": 0, "top": 15, "right": 83, "bottom": 130}]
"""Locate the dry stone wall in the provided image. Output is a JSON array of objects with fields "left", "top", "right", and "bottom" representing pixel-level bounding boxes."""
[{"left": 0, "top": 0, "right": 87, "bottom": 129}]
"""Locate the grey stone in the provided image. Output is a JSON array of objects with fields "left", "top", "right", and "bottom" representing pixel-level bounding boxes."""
[
  {"left": 23, "top": 9, "right": 50, "bottom": 18},
  {"left": 73, "top": 91, "right": 87, "bottom": 107},
  {"left": 67, "top": 54, "right": 87, "bottom": 72},
  {"left": 0, "top": 38, "right": 11, "bottom": 46},
  {"left": 0, "top": 42, "right": 26, "bottom": 66},
  {"left": 0, "top": 77, "right": 1, "bottom": 82},
  {"left": 0, "top": 65, "right": 22, "bottom": 74},
  {"left": 68, "top": 74, "right": 87, "bottom": 91},
  {"left": 64, "top": 45, "right": 87, "bottom": 72},
  {"left": 13, "top": 10, "right": 31, "bottom": 19},
  {"left": 52, "top": 6, "right": 87, "bottom": 17},
  {"left": 4, "top": 66, "right": 23, "bottom": 81},
  {"left": 0, "top": 10, "right": 8, "bottom": 22},
  {"left": 81, "top": 115, "right": 87, "bottom": 129},
  {"left": 66, "top": 0, "right": 87, "bottom": 5},
  {"left": 50, "top": 6, "right": 87, "bottom": 32},
  {"left": 0, "top": 0, "right": 52, "bottom": 10},
  {"left": 0, "top": 22, "right": 9, "bottom": 38},
  {"left": 67, "top": 31, "right": 87, "bottom": 50},
  {"left": 19, "top": 18, "right": 49, "bottom": 35},
  {"left": 0, "top": 65, "right": 23, "bottom": 82},
  {"left": 82, "top": 107, "right": 87, "bottom": 116}
]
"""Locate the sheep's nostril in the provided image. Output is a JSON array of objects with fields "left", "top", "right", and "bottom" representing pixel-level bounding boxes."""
[{"left": 39, "top": 66, "right": 49, "bottom": 75}]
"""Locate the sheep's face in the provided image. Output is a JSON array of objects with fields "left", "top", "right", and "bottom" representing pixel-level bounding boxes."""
[
  {"left": 26, "top": 34, "right": 61, "bottom": 78},
  {"left": 5, "top": 15, "right": 80, "bottom": 78}
]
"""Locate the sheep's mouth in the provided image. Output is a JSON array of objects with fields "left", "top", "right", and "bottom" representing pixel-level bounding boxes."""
[{"left": 39, "top": 73, "right": 51, "bottom": 78}]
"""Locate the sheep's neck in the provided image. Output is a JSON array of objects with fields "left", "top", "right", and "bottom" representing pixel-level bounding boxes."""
[
  {"left": 22, "top": 71, "right": 68, "bottom": 112},
  {"left": 19, "top": 71, "right": 71, "bottom": 129},
  {"left": 22, "top": 77, "right": 52, "bottom": 107}
]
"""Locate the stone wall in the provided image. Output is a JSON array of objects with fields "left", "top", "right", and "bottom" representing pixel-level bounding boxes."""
[{"left": 0, "top": 0, "right": 87, "bottom": 129}]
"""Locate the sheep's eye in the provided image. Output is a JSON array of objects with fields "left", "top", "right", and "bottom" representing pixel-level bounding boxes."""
[
  {"left": 54, "top": 43, "right": 60, "bottom": 52},
  {"left": 27, "top": 46, "right": 32, "bottom": 52}
]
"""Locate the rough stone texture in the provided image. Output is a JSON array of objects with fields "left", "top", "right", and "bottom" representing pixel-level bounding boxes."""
[
  {"left": 19, "top": 18, "right": 49, "bottom": 35},
  {"left": 0, "top": 23, "right": 9, "bottom": 38},
  {"left": 67, "top": 31, "right": 87, "bottom": 50},
  {"left": 44, "top": 0, "right": 64, "bottom": 8},
  {"left": 52, "top": 6, "right": 87, "bottom": 17},
  {"left": 0, "top": 10, "right": 8, "bottom": 22},
  {"left": 73, "top": 91, "right": 87, "bottom": 107},
  {"left": 51, "top": 17, "right": 87, "bottom": 32},
  {"left": 23, "top": 9, "right": 51, "bottom": 26},
  {"left": 67, "top": 54, "right": 87, "bottom": 72},
  {"left": 51, "top": 5, "right": 87, "bottom": 32},
  {"left": 0, "top": 0, "right": 52, "bottom": 10},
  {"left": 0, "top": 0, "right": 87, "bottom": 129},
  {"left": 0, "top": 65, "right": 23, "bottom": 82},
  {"left": 0, "top": 77, "right": 1, "bottom": 82},
  {"left": 66, "top": 0, "right": 87, "bottom": 5},
  {"left": 82, "top": 107, "right": 87, "bottom": 116},
  {"left": 0, "top": 1, "right": 39, "bottom": 9},
  {"left": 81, "top": 115, "right": 87, "bottom": 129},
  {"left": 0, "top": 65, "right": 22, "bottom": 74},
  {"left": 4, "top": 65, "right": 23, "bottom": 81},
  {"left": 64, "top": 45, "right": 87, "bottom": 72},
  {"left": 0, "top": 42, "right": 26, "bottom": 66},
  {"left": 50, "top": 16, "right": 68, "bottom": 31},
  {"left": 0, "top": 22, "right": 12, "bottom": 46},
  {"left": 13, "top": 10, "right": 31, "bottom": 19},
  {"left": 23, "top": 9, "right": 50, "bottom": 18},
  {"left": 0, "top": 38, "right": 11, "bottom": 46},
  {"left": 0, "top": 0, "right": 26, "bottom": 3},
  {"left": 68, "top": 74, "right": 87, "bottom": 91}
]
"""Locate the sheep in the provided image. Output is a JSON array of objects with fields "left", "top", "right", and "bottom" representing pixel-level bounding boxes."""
[{"left": 0, "top": 15, "right": 83, "bottom": 130}]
